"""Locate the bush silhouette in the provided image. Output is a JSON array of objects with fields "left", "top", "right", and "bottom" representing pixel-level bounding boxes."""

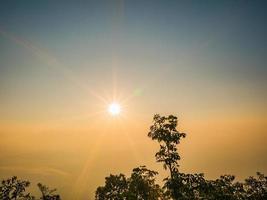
[
  {"left": 95, "top": 166, "right": 165, "bottom": 200},
  {"left": 0, "top": 176, "right": 34, "bottom": 200},
  {"left": 0, "top": 177, "right": 61, "bottom": 200}
]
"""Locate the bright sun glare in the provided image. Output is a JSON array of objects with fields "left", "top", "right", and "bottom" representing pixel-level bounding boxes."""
[{"left": 108, "top": 103, "right": 121, "bottom": 116}]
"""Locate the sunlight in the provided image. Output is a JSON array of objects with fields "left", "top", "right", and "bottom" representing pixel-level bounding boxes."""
[{"left": 108, "top": 102, "right": 121, "bottom": 116}]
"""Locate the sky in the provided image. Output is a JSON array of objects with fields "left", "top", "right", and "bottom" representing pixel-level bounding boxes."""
[{"left": 0, "top": 0, "right": 267, "bottom": 199}]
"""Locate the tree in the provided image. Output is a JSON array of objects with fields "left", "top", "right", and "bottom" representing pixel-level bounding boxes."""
[
  {"left": 95, "top": 166, "right": 165, "bottom": 200},
  {"left": 95, "top": 174, "right": 128, "bottom": 200},
  {"left": 207, "top": 175, "right": 237, "bottom": 200},
  {"left": 127, "top": 166, "right": 165, "bottom": 200},
  {"left": 37, "top": 183, "right": 60, "bottom": 200},
  {"left": 243, "top": 172, "right": 267, "bottom": 199},
  {"left": 0, "top": 176, "right": 34, "bottom": 200},
  {"left": 164, "top": 172, "right": 210, "bottom": 200},
  {"left": 148, "top": 114, "right": 186, "bottom": 199}
]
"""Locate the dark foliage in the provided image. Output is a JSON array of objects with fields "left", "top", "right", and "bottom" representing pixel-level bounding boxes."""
[
  {"left": 37, "top": 183, "right": 61, "bottom": 200},
  {"left": 95, "top": 166, "right": 165, "bottom": 200},
  {"left": 148, "top": 114, "right": 186, "bottom": 199},
  {"left": 0, "top": 176, "right": 34, "bottom": 200},
  {"left": 148, "top": 114, "right": 186, "bottom": 174},
  {"left": 95, "top": 174, "right": 128, "bottom": 200},
  {"left": 0, "top": 177, "right": 60, "bottom": 200}
]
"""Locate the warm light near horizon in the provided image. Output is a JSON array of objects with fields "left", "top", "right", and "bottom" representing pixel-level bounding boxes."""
[{"left": 108, "top": 103, "right": 121, "bottom": 116}]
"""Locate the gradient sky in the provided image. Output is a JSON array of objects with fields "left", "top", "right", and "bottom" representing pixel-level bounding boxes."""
[{"left": 0, "top": 0, "right": 267, "bottom": 199}]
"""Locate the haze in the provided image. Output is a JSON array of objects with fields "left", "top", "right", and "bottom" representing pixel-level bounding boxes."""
[{"left": 0, "top": 1, "right": 266, "bottom": 199}]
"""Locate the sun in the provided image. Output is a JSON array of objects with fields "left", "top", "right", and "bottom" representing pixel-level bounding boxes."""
[{"left": 108, "top": 102, "right": 121, "bottom": 116}]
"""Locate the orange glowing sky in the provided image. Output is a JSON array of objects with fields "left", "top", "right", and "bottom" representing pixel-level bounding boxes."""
[{"left": 0, "top": 1, "right": 267, "bottom": 199}]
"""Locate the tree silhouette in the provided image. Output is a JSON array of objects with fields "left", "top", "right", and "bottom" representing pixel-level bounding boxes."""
[
  {"left": 164, "top": 172, "right": 209, "bottom": 199},
  {"left": 0, "top": 176, "right": 34, "bottom": 200},
  {"left": 243, "top": 172, "right": 267, "bottom": 199},
  {"left": 95, "top": 174, "right": 128, "bottom": 200},
  {"left": 95, "top": 166, "right": 165, "bottom": 200},
  {"left": 37, "top": 183, "right": 61, "bottom": 200},
  {"left": 148, "top": 114, "right": 186, "bottom": 199},
  {"left": 0, "top": 177, "right": 61, "bottom": 200},
  {"left": 127, "top": 166, "right": 165, "bottom": 200}
]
